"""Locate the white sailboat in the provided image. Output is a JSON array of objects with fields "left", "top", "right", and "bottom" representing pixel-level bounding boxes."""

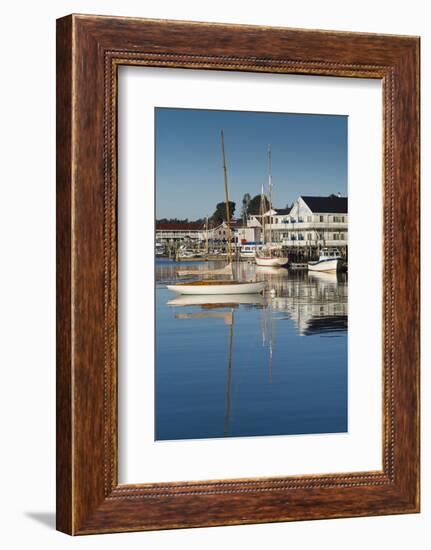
[
  {"left": 167, "top": 131, "right": 265, "bottom": 296},
  {"left": 256, "top": 255, "right": 289, "bottom": 268},
  {"left": 167, "top": 280, "right": 265, "bottom": 295},
  {"left": 255, "top": 146, "right": 289, "bottom": 268}
]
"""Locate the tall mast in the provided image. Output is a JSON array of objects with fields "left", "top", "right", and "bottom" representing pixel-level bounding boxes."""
[
  {"left": 205, "top": 216, "right": 209, "bottom": 255},
  {"left": 268, "top": 144, "right": 273, "bottom": 249},
  {"left": 221, "top": 130, "right": 232, "bottom": 264},
  {"left": 260, "top": 181, "right": 266, "bottom": 244}
]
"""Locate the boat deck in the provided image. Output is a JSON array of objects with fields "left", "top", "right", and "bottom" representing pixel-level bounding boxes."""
[{"left": 174, "top": 280, "right": 249, "bottom": 286}]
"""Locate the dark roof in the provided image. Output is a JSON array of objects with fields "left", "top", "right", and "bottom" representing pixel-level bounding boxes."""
[
  {"left": 301, "top": 196, "right": 348, "bottom": 214},
  {"left": 274, "top": 207, "right": 291, "bottom": 215},
  {"left": 156, "top": 222, "right": 203, "bottom": 231},
  {"left": 229, "top": 219, "right": 246, "bottom": 228}
]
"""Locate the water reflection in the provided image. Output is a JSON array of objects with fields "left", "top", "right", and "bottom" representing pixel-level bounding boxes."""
[
  {"left": 159, "top": 260, "right": 348, "bottom": 339},
  {"left": 155, "top": 259, "right": 348, "bottom": 440}
]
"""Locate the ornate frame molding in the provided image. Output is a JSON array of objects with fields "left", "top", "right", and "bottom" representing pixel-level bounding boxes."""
[{"left": 57, "top": 15, "right": 419, "bottom": 534}]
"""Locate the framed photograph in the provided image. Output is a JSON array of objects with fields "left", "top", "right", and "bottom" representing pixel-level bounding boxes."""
[{"left": 56, "top": 14, "right": 420, "bottom": 534}]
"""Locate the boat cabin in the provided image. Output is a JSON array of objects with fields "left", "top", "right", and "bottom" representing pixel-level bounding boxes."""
[
  {"left": 320, "top": 248, "right": 342, "bottom": 259},
  {"left": 240, "top": 242, "right": 263, "bottom": 258}
]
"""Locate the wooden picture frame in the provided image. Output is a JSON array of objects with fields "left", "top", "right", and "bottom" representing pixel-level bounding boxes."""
[{"left": 56, "top": 14, "right": 420, "bottom": 535}]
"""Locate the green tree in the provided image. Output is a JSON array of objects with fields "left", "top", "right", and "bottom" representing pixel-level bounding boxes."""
[
  {"left": 247, "top": 194, "right": 269, "bottom": 215},
  {"left": 211, "top": 201, "right": 236, "bottom": 223}
]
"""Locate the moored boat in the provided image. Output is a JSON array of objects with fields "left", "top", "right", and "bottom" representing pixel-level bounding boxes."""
[
  {"left": 255, "top": 254, "right": 289, "bottom": 267},
  {"left": 176, "top": 247, "right": 206, "bottom": 261},
  {"left": 308, "top": 248, "right": 342, "bottom": 272},
  {"left": 167, "top": 280, "right": 266, "bottom": 295},
  {"left": 155, "top": 242, "right": 165, "bottom": 256}
]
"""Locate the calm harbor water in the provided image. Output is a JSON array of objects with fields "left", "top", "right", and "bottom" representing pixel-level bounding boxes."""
[{"left": 155, "top": 259, "right": 348, "bottom": 441}]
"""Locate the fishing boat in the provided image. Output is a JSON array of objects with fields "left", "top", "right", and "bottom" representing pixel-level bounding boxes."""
[
  {"left": 255, "top": 146, "right": 288, "bottom": 268},
  {"left": 308, "top": 247, "right": 343, "bottom": 272},
  {"left": 167, "top": 130, "right": 265, "bottom": 296}
]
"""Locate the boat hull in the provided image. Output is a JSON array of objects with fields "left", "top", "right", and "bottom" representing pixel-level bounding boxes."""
[
  {"left": 308, "top": 258, "right": 339, "bottom": 272},
  {"left": 167, "top": 281, "right": 265, "bottom": 295},
  {"left": 255, "top": 256, "right": 288, "bottom": 267}
]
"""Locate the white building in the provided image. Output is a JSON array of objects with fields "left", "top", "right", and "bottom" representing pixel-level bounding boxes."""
[
  {"left": 156, "top": 195, "right": 347, "bottom": 251},
  {"left": 249, "top": 195, "right": 348, "bottom": 249},
  {"left": 277, "top": 195, "right": 347, "bottom": 248},
  {"left": 155, "top": 220, "right": 248, "bottom": 246},
  {"left": 155, "top": 222, "right": 204, "bottom": 244}
]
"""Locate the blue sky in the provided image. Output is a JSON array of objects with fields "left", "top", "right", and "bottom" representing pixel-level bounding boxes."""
[{"left": 155, "top": 108, "right": 347, "bottom": 220}]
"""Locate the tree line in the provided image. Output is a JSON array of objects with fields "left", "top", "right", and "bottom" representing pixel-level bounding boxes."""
[{"left": 157, "top": 193, "right": 274, "bottom": 226}]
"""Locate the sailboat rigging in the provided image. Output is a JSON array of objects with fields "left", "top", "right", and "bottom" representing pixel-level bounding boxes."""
[
  {"left": 168, "top": 131, "right": 265, "bottom": 295},
  {"left": 255, "top": 145, "right": 289, "bottom": 268}
]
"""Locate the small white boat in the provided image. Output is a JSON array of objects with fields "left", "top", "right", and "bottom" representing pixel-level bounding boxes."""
[
  {"left": 155, "top": 242, "right": 165, "bottom": 256},
  {"left": 308, "top": 248, "right": 342, "bottom": 272},
  {"left": 176, "top": 245, "right": 206, "bottom": 261},
  {"left": 167, "top": 280, "right": 266, "bottom": 295},
  {"left": 255, "top": 255, "right": 288, "bottom": 267}
]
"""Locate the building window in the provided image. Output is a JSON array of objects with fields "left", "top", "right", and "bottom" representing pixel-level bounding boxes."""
[
  {"left": 298, "top": 216, "right": 303, "bottom": 222},
  {"left": 333, "top": 233, "right": 339, "bottom": 240},
  {"left": 319, "top": 215, "right": 324, "bottom": 222},
  {"left": 307, "top": 233, "right": 312, "bottom": 241},
  {"left": 339, "top": 233, "right": 345, "bottom": 240},
  {"left": 307, "top": 216, "right": 312, "bottom": 222}
]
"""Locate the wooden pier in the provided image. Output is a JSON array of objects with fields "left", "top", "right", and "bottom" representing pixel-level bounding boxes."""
[{"left": 158, "top": 243, "right": 348, "bottom": 267}]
